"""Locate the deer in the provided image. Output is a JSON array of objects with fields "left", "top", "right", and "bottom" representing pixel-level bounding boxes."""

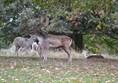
[
  {"left": 33, "top": 16, "right": 73, "bottom": 62},
  {"left": 12, "top": 35, "right": 37, "bottom": 56},
  {"left": 82, "top": 50, "right": 104, "bottom": 59}
]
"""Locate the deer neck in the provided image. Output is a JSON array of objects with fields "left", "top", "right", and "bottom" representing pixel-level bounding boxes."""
[
  {"left": 35, "top": 34, "right": 43, "bottom": 45},
  {"left": 27, "top": 38, "right": 34, "bottom": 45}
]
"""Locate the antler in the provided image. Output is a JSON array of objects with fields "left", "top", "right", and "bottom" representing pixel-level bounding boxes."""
[
  {"left": 33, "top": 15, "right": 49, "bottom": 34},
  {"left": 40, "top": 16, "right": 49, "bottom": 27}
]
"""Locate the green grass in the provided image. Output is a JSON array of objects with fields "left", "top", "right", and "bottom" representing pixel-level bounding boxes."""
[{"left": 0, "top": 49, "right": 118, "bottom": 83}]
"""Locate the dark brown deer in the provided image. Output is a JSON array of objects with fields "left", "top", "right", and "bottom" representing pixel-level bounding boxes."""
[{"left": 34, "top": 16, "right": 72, "bottom": 62}]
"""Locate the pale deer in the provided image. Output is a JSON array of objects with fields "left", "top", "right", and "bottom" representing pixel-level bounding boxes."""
[
  {"left": 12, "top": 35, "right": 37, "bottom": 56},
  {"left": 82, "top": 50, "right": 104, "bottom": 59},
  {"left": 34, "top": 16, "right": 73, "bottom": 62}
]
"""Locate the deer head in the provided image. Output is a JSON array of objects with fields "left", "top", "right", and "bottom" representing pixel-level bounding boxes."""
[{"left": 33, "top": 15, "right": 49, "bottom": 34}]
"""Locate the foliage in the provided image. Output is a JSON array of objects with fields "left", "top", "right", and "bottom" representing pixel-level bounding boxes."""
[
  {"left": 0, "top": 0, "right": 118, "bottom": 54},
  {"left": 0, "top": 0, "right": 41, "bottom": 47},
  {"left": 84, "top": 34, "right": 118, "bottom": 55}
]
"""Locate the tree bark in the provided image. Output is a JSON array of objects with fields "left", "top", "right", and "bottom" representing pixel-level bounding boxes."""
[{"left": 72, "top": 31, "right": 84, "bottom": 53}]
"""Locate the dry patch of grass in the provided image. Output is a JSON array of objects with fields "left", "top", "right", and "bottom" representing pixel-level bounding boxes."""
[{"left": 0, "top": 49, "right": 118, "bottom": 83}]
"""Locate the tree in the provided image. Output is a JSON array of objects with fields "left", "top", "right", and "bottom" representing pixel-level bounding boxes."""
[
  {"left": 0, "top": 0, "right": 118, "bottom": 54},
  {"left": 0, "top": 0, "right": 41, "bottom": 47},
  {"left": 33, "top": 0, "right": 118, "bottom": 52}
]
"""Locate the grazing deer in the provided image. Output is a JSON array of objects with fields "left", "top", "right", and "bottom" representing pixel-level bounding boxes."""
[
  {"left": 12, "top": 35, "right": 36, "bottom": 56},
  {"left": 34, "top": 16, "right": 72, "bottom": 62}
]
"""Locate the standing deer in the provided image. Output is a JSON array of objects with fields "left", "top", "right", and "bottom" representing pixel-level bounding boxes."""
[
  {"left": 34, "top": 16, "right": 72, "bottom": 62},
  {"left": 12, "top": 35, "right": 36, "bottom": 56}
]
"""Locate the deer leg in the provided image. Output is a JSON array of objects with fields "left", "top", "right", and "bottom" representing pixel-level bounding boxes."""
[
  {"left": 38, "top": 45, "right": 45, "bottom": 60},
  {"left": 15, "top": 46, "right": 19, "bottom": 56},
  {"left": 43, "top": 49, "right": 48, "bottom": 61},
  {"left": 24, "top": 47, "right": 30, "bottom": 55},
  {"left": 63, "top": 46, "right": 72, "bottom": 62},
  {"left": 43, "top": 50, "right": 47, "bottom": 61},
  {"left": 42, "top": 46, "right": 49, "bottom": 61},
  {"left": 38, "top": 46, "right": 43, "bottom": 58},
  {"left": 26, "top": 48, "right": 30, "bottom": 55}
]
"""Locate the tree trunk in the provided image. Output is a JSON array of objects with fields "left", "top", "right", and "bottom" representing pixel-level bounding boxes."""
[{"left": 72, "top": 31, "right": 84, "bottom": 53}]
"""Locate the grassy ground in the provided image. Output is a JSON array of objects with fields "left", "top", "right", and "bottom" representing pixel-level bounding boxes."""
[{"left": 0, "top": 49, "right": 118, "bottom": 83}]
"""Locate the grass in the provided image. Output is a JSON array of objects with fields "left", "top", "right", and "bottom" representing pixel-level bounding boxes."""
[{"left": 0, "top": 49, "right": 118, "bottom": 83}]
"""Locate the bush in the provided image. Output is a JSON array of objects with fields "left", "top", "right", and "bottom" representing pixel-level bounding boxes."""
[{"left": 84, "top": 34, "right": 118, "bottom": 55}]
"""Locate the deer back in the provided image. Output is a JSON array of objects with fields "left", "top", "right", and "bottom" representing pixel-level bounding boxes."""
[{"left": 42, "top": 34, "right": 72, "bottom": 47}]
